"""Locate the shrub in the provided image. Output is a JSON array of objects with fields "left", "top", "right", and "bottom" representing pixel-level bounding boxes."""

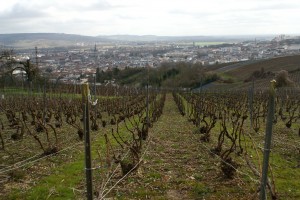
[{"left": 275, "top": 70, "right": 294, "bottom": 88}]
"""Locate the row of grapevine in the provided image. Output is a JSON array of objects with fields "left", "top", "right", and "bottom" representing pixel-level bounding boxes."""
[
  {"left": 173, "top": 87, "right": 300, "bottom": 199},
  {"left": 0, "top": 84, "right": 166, "bottom": 199}
]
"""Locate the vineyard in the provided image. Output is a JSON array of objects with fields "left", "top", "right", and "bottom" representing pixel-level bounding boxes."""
[{"left": 0, "top": 83, "right": 299, "bottom": 199}]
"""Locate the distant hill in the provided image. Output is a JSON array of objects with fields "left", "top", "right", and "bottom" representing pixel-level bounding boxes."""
[
  {"left": 0, "top": 33, "right": 102, "bottom": 42},
  {"left": 97, "top": 35, "right": 229, "bottom": 42},
  {"left": 0, "top": 33, "right": 108, "bottom": 48},
  {"left": 97, "top": 35, "right": 275, "bottom": 42},
  {"left": 0, "top": 33, "right": 276, "bottom": 48}
]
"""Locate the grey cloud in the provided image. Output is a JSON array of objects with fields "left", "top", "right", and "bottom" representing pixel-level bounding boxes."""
[
  {"left": 0, "top": 17, "right": 89, "bottom": 35},
  {"left": 169, "top": 1, "right": 300, "bottom": 20},
  {"left": 0, "top": 20, "right": 37, "bottom": 34},
  {"left": 0, "top": 1, "right": 117, "bottom": 34},
  {"left": 0, "top": 3, "right": 46, "bottom": 20}
]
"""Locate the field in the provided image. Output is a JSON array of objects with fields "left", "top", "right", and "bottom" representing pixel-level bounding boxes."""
[
  {"left": 194, "top": 41, "right": 226, "bottom": 46},
  {"left": 0, "top": 83, "right": 299, "bottom": 200},
  {"left": 176, "top": 41, "right": 227, "bottom": 47}
]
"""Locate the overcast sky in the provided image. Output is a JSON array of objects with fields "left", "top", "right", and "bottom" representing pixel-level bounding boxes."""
[{"left": 0, "top": 0, "right": 299, "bottom": 36}]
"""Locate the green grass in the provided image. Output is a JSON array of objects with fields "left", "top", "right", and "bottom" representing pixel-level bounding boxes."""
[
  {"left": 148, "top": 171, "right": 162, "bottom": 179},
  {"left": 28, "top": 161, "right": 83, "bottom": 200},
  {"left": 7, "top": 158, "right": 84, "bottom": 200},
  {"left": 269, "top": 152, "right": 300, "bottom": 199},
  {"left": 195, "top": 41, "right": 227, "bottom": 46},
  {"left": 192, "top": 182, "right": 211, "bottom": 197},
  {"left": 7, "top": 130, "right": 119, "bottom": 200},
  {"left": 218, "top": 72, "right": 239, "bottom": 82}
]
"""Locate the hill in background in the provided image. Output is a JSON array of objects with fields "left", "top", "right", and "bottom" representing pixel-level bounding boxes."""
[
  {"left": 0, "top": 33, "right": 108, "bottom": 48},
  {"left": 0, "top": 33, "right": 274, "bottom": 48}
]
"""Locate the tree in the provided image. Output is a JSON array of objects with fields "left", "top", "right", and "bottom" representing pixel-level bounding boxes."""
[
  {"left": 14, "top": 59, "right": 38, "bottom": 82},
  {"left": 0, "top": 49, "right": 39, "bottom": 88}
]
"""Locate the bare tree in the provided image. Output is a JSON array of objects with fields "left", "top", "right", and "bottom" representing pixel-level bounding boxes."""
[{"left": 0, "top": 49, "right": 39, "bottom": 88}]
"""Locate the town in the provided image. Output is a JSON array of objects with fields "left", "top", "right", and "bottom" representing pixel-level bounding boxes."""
[{"left": 4, "top": 34, "right": 300, "bottom": 84}]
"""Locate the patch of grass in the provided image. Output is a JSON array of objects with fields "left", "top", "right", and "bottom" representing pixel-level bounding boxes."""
[
  {"left": 270, "top": 152, "right": 300, "bottom": 198},
  {"left": 132, "top": 188, "right": 156, "bottom": 198},
  {"left": 218, "top": 73, "right": 239, "bottom": 83},
  {"left": 194, "top": 173, "right": 203, "bottom": 181},
  {"left": 8, "top": 170, "right": 26, "bottom": 181},
  {"left": 25, "top": 160, "right": 84, "bottom": 200},
  {"left": 6, "top": 160, "right": 83, "bottom": 200},
  {"left": 192, "top": 182, "right": 211, "bottom": 197},
  {"left": 7, "top": 189, "right": 23, "bottom": 200},
  {"left": 154, "top": 159, "right": 164, "bottom": 164},
  {"left": 171, "top": 143, "right": 180, "bottom": 148},
  {"left": 148, "top": 171, "right": 162, "bottom": 179}
]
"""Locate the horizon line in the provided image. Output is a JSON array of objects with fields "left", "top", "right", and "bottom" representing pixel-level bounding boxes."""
[{"left": 1, "top": 32, "right": 300, "bottom": 37}]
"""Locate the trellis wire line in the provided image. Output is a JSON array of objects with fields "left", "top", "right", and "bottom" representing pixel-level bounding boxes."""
[
  {"left": 2, "top": 109, "right": 94, "bottom": 148},
  {"left": 0, "top": 133, "right": 83, "bottom": 173},
  {"left": 190, "top": 133, "right": 260, "bottom": 184},
  {"left": 204, "top": 142, "right": 259, "bottom": 183},
  {"left": 0, "top": 114, "right": 115, "bottom": 177},
  {"left": 257, "top": 138, "right": 300, "bottom": 152},
  {"left": 183, "top": 93, "right": 261, "bottom": 184},
  {"left": 98, "top": 148, "right": 131, "bottom": 194},
  {"left": 98, "top": 99, "right": 156, "bottom": 195},
  {"left": 273, "top": 137, "right": 300, "bottom": 148},
  {"left": 0, "top": 153, "right": 40, "bottom": 173},
  {"left": 100, "top": 135, "right": 153, "bottom": 199},
  {"left": 0, "top": 174, "right": 10, "bottom": 184},
  {"left": 3, "top": 136, "right": 26, "bottom": 147},
  {"left": 0, "top": 140, "right": 83, "bottom": 174}
]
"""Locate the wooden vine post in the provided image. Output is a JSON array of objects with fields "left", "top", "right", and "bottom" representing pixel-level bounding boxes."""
[
  {"left": 260, "top": 80, "right": 276, "bottom": 200},
  {"left": 82, "top": 83, "right": 93, "bottom": 200}
]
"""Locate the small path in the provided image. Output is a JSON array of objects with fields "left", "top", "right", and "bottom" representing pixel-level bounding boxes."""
[
  {"left": 105, "top": 94, "right": 254, "bottom": 199},
  {"left": 110, "top": 94, "right": 213, "bottom": 199}
]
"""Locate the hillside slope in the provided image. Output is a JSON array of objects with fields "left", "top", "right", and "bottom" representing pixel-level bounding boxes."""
[
  {"left": 223, "top": 55, "right": 300, "bottom": 81},
  {"left": 203, "top": 55, "right": 300, "bottom": 90}
]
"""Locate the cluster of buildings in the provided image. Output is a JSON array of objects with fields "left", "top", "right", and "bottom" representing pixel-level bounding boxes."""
[{"left": 10, "top": 35, "right": 300, "bottom": 84}]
